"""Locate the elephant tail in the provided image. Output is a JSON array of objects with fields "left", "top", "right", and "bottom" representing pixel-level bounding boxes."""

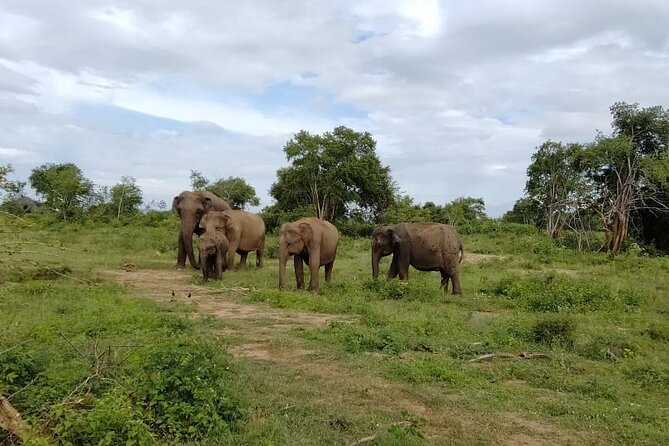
[{"left": 458, "top": 242, "right": 464, "bottom": 263}]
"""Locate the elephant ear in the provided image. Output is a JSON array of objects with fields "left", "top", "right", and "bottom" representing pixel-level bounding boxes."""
[
  {"left": 203, "top": 197, "right": 213, "bottom": 213},
  {"left": 298, "top": 222, "right": 314, "bottom": 243},
  {"left": 222, "top": 214, "right": 234, "bottom": 233},
  {"left": 172, "top": 196, "right": 180, "bottom": 216},
  {"left": 388, "top": 228, "right": 401, "bottom": 246}
]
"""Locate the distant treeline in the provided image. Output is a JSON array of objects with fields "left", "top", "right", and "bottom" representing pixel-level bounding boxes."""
[{"left": 2, "top": 102, "right": 668, "bottom": 254}]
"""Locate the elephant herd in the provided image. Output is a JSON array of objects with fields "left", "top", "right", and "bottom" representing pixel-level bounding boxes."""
[{"left": 172, "top": 191, "right": 464, "bottom": 294}]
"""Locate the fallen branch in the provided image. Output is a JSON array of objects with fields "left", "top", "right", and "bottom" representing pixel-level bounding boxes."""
[
  {"left": 8, "top": 373, "right": 43, "bottom": 401},
  {"left": 40, "top": 265, "right": 87, "bottom": 284},
  {"left": 468, "top": 352, "right": 549, "bottom": 363},
  {"left": 191, "top": 285, "right": 255, "bottom": 295},
  {"left": 0, "top": 395, "right": 23, "bottom": 439},
  {"left": 0, "top": 340, "right": 30, "bottom": 357}
]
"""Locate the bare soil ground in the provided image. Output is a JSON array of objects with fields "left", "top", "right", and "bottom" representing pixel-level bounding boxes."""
[{"left": 103, "top": 267, "right": 589, "bottom": 445}]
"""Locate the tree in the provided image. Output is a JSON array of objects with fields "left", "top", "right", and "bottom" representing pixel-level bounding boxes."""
[
  {"left": 525, "top": 141, "right": 584, "bottom": 239},
  {"left": 190, "top": 170, "right": 209, "bottom": 191},
  {"left": 440, "top": 197, "right": 487, "bottom": 226},
  {"left": 269, "top": 126, "right": 395, "bottom": 222},
  {"left": 502, "top": 197, "right": 542, "bottom": 226},
  {"left": 29, "top": 163, "right": 93, "bottom": 220},
  {"left": 574, "top": 103, "right": 669, "bottom": 254},
  {"left": 110, "top": 176, "right": 143, "bottom": 218},
  {"left": 383, "top": 195, "right": 431, "bottom": 224},
  {"left": 207, "top": 177, "right": 260, "bottom": 210},
  {"left": 610, "top": 102, "right": 669, "bottom": 253}
]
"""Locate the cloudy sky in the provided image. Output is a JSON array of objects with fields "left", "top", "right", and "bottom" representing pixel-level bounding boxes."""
[{"left": 1, "top": 0, "right": 668, "bottom": 215}]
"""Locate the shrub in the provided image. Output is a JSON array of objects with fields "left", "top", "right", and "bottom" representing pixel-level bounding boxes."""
[
  {"left": 577, "top": 333, "right": 640, "bottom": 361},
  {"left": 130, "top": 337, "right": 246, "bottom": 441},
  {"left": 49, "top": 391, "right": 156, "bottom": 446},
  {"left": 362, "top": 279, "right": 442, "bottom": 301},
  {"left": 531, "top": 316, "right": 576, "bottom": 348},
  {"left": 483, "top": 274, "right": 643, "bottom": 313},
  {"left": 622, "top": 361, "right": 669, "bottom": 391}
]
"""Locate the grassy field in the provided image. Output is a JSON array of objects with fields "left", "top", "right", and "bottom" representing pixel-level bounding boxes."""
[{"left": 1, "top": 214, "right": 668, "bottom": 445}]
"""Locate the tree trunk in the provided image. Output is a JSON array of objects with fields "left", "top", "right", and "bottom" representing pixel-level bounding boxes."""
[{"left": 608, "top": 212, "right": 629, "bottom": 255}]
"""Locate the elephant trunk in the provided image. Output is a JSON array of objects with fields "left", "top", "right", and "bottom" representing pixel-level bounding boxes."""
[
  {"left": 372, "top": 251, "right": 381, "bottom": 279},
  {"left": 181, "top": 221, "right": 200, "bottom": 269},
  {"left": 278, "top": 246, "right": 288, "bottom": 290}
]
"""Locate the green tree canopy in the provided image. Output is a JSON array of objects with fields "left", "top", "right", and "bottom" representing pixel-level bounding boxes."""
[
  {"left": 190, "top": 170, "right": 209, "bottom": 191},
  {"left": 207, "top": 176, "right": 260, "bottom": 210},
  {"left": 269, "top": 126, "right": 395, "bottom": 222},
  {"left": 29, "top": 163, "right": 93, "bottom": 220},
  {"left": 110, "top": 176, "right": 143, "bottom": 218},
  {"left": 510, "top": 102, "right": 669, "bottom": 254},
  {"left": 440, "top": 197, "right": 487, "bottom": 226},
  {"left": 189, "top": 170, "right": 259, "bottom": 210},
  {"left": 525, "top": 140, "right": 585, "bottom": 239},
  {"left": 502, "top": 197, "right": 542, "bottom": 226},
  {"left": 383, "top": 195, "right": 431, "bottom": 224}
]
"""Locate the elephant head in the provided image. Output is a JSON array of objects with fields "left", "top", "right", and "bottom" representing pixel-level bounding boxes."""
[
  {"left": 371, "top": 225, "right": 400, "bottom": 279},
  {"left": 199, "top": 210, "right": 232, "bottom": 235},
  {"left": 278, "top": 222, "right": 311, "bottom": 290},
  {"left": 199, "top": 231, "right": 230, "bottom": 280},
  {"left": 173, "top": 191, "right": 230, "bottom": 269}
]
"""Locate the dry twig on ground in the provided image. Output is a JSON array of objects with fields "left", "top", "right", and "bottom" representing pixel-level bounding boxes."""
[{"left": 468, "top": 352, "right": 549, "bottom": 363}]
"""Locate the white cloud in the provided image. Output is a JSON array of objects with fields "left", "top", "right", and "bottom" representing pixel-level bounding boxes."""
[{"left": 0, "top": 0, "right": 668, "bottom": 216}]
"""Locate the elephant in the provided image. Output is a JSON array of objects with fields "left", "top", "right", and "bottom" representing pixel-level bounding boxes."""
[
  {"left": 198, "top": 209, "right": 266, "bottom": 269},
  {"left": 371, "top": 223, "right": 464, "bottom": 294},
  {"left": 199, "top": 230, "right": 230, "bottom": 280},
  {"left": 172, "top": 191, "right": 231, "bottom": 269},
  {"left": 278, "top": 217, "right": 339, "bottom": 292}
]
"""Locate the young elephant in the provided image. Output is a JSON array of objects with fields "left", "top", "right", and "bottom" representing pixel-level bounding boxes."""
[
  {"left": 371, "top": 223, "right": 464, "bottom": 294},
  {"left": 199, "top": 209, "right": 265, "bottom": 269},
  {"left": 278, "top": 217, "right": 339, "bottom": 292},
  {"left": 199, "top": 230, "right": 230, "bottom": 280}
]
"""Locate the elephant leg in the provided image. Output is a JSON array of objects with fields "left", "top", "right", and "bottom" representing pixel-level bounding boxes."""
[
  {"left": 215, "top": 251, "right": 224, "bottom": 279},
  {"left": 448, "top": 266, "right": 462, "bottom": 295},
  {"left": 307, "top": 249, "right": 321, "bottom": 292},
  {"left": 440, "top": 270, "right": 450, "bottom": 291},
  {"left": 387, "top": 256, "right": 399, "bottom": 279},
  {"left": 324, "top": 261, "right": 334, "bottom": 283},
  {"left": 176, "top": 234, "right": 187, "bottom": 269},
  {"left": 257, "top": 236, "right": 265, "bottom": 268},
  {"left": 228, "top": 239, "right": 240, "bottom": 270},
  {"left": 397, "top": 258, "right": 410, "bottom": 280},
  {"left": 239, "top": 252, "right": 249, "bottom": 269},
  {"left": 294, "top": 256, "right": 305, "bottom": 290}
]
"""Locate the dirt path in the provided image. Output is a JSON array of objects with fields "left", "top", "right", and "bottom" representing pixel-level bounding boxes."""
[{"left": 103, "top": 268, "right": 587, "bottom": 445}]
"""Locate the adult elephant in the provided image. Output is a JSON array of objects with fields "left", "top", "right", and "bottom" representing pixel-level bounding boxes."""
[
  {"left": 278, "top": 217, "right": 338, "bottom": 292},
  {"left": 172, "top": 191, "right": 231, "bottom": 269},
  {"left": 371, "top": 223, "right": 464, "bottom": 294},
  {"left": 199, "top": 209, "right": 265, "bottom": 269}
]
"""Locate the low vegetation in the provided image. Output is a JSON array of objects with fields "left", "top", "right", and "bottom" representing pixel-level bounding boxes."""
[{"left": 1, "top": 213, "right": 668, "bottom": 444}]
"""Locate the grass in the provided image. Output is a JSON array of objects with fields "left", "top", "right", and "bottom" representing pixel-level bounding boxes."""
[{"left": 1, "top": 213, "right": 669, "bottom": 444}]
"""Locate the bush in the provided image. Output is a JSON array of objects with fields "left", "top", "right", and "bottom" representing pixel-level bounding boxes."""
[
  {"left": 49, "top": 391, "right": 156, "bottom": 446},
  {"left": 362, "top": 279, "right": 443, "bottom": 301},
  {"left": 336, "top": 219, "right": 375, "bottom": 237},
  {"left": 531, "top": 316, "right": 576, "bottom": 348},
  {"left": 130, "top": 337, "right": 246, "bottom": 441},
  {"left": 483, "top": 274, "right": 643, "bottom": 313},
  {"left": 577, "top": 332, "right": 640, "bottom": 361}
]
